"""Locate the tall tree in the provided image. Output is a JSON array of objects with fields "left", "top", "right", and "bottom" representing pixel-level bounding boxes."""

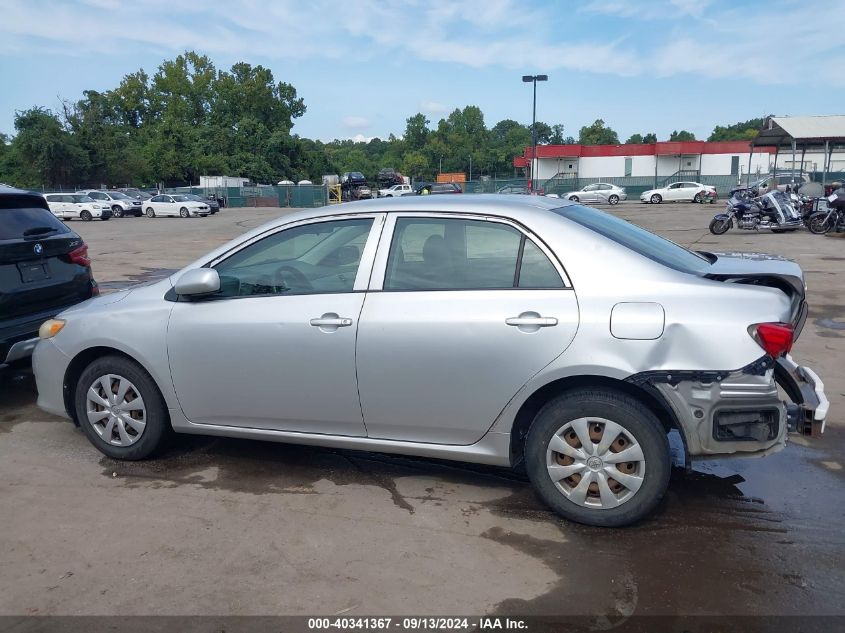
[
  {"left": 578, "top": 119, "right": 620, "bottom": 145},
  {"left": 404, "top": 113, "right": 430, "bottom": 151},
  {"left": 7, "top": 108, "right": 89, "bottom": 188},
  {"left": 668, "top": 130, "right": 696, "bottom": 141},
  {"left": 708, "top": 117, "right": 766, "bottom": 141}
]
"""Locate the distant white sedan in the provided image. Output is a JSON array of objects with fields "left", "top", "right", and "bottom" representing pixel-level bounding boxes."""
[
  {"left": 144, "top": 194, "right": 210, "bottom": 218},
  {"left": 640, "top": 182, "right": 716, "bottom": 204}
]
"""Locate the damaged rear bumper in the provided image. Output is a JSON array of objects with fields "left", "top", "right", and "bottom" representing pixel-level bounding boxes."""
[{"left": 628, "top": 354, "right": 828, "bottom": 460}]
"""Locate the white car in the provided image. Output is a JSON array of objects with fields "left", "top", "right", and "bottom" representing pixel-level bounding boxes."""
[
  {"left": 378, "top": 184, "right": 412, "bottom": 197},
  {"left": 144, "top": 194, "right": 210, "bottom": 218},
  {"left": 76, "top": 190, "right": 144, "bottom": 217},
  {"left": 563, "top": 183, "right": 627, "bottom": 205},
  {"left": 640, "top": 182, "right": 716, "bottom": 204},
  {"left": 44, "top": 193, "right": 112, "bottom": 221}
]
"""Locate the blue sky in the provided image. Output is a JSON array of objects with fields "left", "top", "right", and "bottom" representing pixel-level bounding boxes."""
[{"left": 1, "top": 0, "right": 843, "bottom": 143}]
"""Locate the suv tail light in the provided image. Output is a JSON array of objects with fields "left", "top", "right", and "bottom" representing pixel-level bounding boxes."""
[
  {"left": 749, "top": 322, "right": 794, "bottom": 358},
  {"left": 61, "top": 243, "right": 91, "bottom": 267}
]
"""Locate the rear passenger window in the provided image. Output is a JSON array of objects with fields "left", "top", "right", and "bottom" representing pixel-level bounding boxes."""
[
  {"left": 519, "top": 240, "right": 564, "bottom": 288},
  {"left": 384, "top": 218, "right": 563, "bottom": 290}
]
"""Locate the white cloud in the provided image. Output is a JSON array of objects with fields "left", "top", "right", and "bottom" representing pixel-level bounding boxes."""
[
  {"left": 0, "top": 0, "right": 841, "bottom": 85},
  {"left": 342, "top": 116, "right": 370, "bottom": 129},
  {"left": 349, "top": 134, "right": 374, "bottom": 143},
  {"left": 419, "top": 101, "right": 450, "bottom": 114}
]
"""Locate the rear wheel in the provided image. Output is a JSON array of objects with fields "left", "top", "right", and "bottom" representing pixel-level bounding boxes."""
[
  {"left": 569, "top": 195, "right": 579, "bottom": 202},
  {"left": 693, "top": 193, "right": 703, "bottom": 203},
  {"left": 524, "top": 388, "right": 670, "bottom": 527},
  {"left": 80, "top": 210, "right": 92, "bottom": 221},
  {"left": 179, "top": 207, "right": 189, "bottom": 218},
  {"left": 709, "top": 217, "right": 731, "bottom": 235},
  {"left": 808, "top": 212, "right": 833, "bottom": 235},
  {"left": 145, "top": 208, "right": 155, "bottom": 218},
  {"left": 650, "top": 194, "right": 662, "bottom": 204},
  {"left": 74, "top": 355, "right": 170, "bottom": 460},
  {"left": 111, "top": 205, "right": 123, "bottom": 218},
  {"left": 608, "top": 194, "right": 619, "bottom": 205}
]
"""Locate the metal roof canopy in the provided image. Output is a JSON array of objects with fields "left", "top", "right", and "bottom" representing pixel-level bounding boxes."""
[{"left": 749, "top": 116, "right": 845, "bottom": 186}]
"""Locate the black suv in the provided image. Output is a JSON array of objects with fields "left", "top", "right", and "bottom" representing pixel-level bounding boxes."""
[{"left": 1, "top": 186, "right": 97, "bottom": 369}]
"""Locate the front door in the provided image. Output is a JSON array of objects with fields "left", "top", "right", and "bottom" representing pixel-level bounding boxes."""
[
  {"left": 356, "top": 214, "right": 579, "bottom": 445},
  {"left": 167, "top": 215, "right": 381, "bottom": 435}
]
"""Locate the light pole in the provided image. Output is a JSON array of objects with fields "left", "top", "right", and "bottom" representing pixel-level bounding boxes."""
[
  {"left": 469, "top": 155, "right": 472, "bottom": 182},
  {"left": 522, "top": 74, "right": 548, "bottom": 190}
]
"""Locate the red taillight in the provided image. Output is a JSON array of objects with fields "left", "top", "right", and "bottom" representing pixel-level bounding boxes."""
[
  {"left": 61, "top": 243, "right": 91, "bottom": 267},
  {"left": 749, "top": 322, "right": 794, "bottom": 358}
]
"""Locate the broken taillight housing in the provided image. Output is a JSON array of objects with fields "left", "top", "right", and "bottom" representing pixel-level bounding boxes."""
[{"left": 749, "top": 322, "right": 794, "bottom": 358}]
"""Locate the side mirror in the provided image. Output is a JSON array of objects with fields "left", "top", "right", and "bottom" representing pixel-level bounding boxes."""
[{"left": 174, "top": 268, "right": 220, "bottom": 297}]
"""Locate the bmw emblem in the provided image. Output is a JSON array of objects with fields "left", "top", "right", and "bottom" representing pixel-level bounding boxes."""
[{"left": 33, "top": 243, "right": 44, "bottom": 255}]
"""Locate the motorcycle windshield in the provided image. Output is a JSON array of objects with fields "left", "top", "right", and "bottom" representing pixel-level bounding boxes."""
[{"left": 766, "top": 191, "right": 801, "bottom": 220}]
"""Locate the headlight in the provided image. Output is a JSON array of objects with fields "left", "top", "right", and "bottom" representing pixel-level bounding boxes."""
[{"left": 39, "top": 318, "right": 66, "bottom": 339}]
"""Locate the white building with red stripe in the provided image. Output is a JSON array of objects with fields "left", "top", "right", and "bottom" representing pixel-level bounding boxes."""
[{"left": 515, "top": 141, "right": 778, "bottom": 183}]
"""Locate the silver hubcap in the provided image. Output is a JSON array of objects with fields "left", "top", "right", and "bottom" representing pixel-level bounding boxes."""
[
  {"left": 86, "top": 374, "right": 147, "bottom": 446},
  {"left": 546, "top": 417, "right": 645, "bottom": 509}
]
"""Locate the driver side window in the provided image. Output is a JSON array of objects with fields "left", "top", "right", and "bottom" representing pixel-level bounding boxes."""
[{"left": 212, "top": 218, "right": 374, "bottom": 298}]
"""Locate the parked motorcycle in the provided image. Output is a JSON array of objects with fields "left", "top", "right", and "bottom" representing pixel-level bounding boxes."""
[
  {"left": 807, "top": 187, "right": 845, "bottom": 234},
  {"left": 709, "top": 188, "right": 803, "bottom": 235}
]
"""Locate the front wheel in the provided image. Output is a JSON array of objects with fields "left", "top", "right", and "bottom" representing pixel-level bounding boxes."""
[
  {"left": 179, "top": 207, "right": 189, "bottom": 218},
  {"left": 693, "top": 193, "right": 703, "bottom": 203},
  {"left": 524, "top": 389, "right": 670, "bottom": 527},
  {"left": 569, "top": 195, "right": 579, "bottom": 202},
  {"left": 650, "top": 194, "right": 662, "bottom": 204},
  {"left": 808, "top": 211, "right": 833, "bottom": 235},
  {"left": 80, "top": 210, "right": 92, "bottom": 221},
  {"left": 145, "top": 208, "right": 155, "bottom": 218},
  {"left": 608, "top": 194, "right": 619, "bottom": 205},
  {"left": 709, "top": 217, "right": 731, "bottom": 235},
  {"left": 111, "top": 205, "right": 123, "bottom": 218},
  {"left": 74, "top": 355, "right": 170, "bottom": 460}
]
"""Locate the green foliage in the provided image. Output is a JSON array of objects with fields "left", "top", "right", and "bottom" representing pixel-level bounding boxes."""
[
  {"left": 625, "top": 132, "right": 657, "bottom": 144},
  {"left": 708, "top": 117, "right": 766, "bottom": 141},
  {"left": 668, "top": 130, "right": 696, "bottom": 141},
  {"left": 578, "top": 119, "right": 620, "bottom": 145}
]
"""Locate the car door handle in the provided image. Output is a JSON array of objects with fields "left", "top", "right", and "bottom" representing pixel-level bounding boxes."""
[
  {"left": 310, "top": 316, "right": 353, "bottom": 327},
  {"left": 506, "top": 316, "right": 558, "bottom": 327}
]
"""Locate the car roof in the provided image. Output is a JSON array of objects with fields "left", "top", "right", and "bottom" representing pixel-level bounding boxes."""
[{"left": 0, "top": 184, "right": 50, "bottom": 210}]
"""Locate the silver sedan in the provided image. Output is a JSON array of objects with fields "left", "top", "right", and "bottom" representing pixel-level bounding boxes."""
[
  {"left": 33, "top": 196, "right": 828, "bottom": 527},
  {"left": 562, "top": 183, "right": 627, "bottom": 205}
]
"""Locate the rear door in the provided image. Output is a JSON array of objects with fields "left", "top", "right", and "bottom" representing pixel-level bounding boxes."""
[{"left": 356, "top": 213, "right": 579, "bottom": 445}]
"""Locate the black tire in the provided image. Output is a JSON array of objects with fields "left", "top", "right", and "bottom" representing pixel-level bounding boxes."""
[
  {"left": 709, "top": 217, "right": 731, "bottom": 235},
  {"left": 808, "top": 212, "right": 832, "bottom": 235},
  {"left": 80, "top": 210, "right": 92, "bottom": 221},
  {"left": 693, "top": 193, "right": 703, "bottom": 203},
  {"left": 145, "top": 207, "right": 155, "bottom": 218},
  {"left": 608, "top": 194, "right": 619, "bottom": 205},
  {"left": 650, "top": 194, "right": 662, "bottom": 204},
  {"left": 569, "top": 195, "right": 579, "bottom": 202},
  {"left": 74, "top": 355, "right": 170, "bottom": 460},
  {"left": 179, "top": 207, "right": 189, "bottom": 218},
  {"left": 111, "top": 205, "right": 123, "bottom": 218},
  {"left": 524, "top": 388, "right": 670, "bottom": 527}
]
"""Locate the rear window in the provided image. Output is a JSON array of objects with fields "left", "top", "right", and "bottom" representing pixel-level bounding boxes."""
[
  {"left": 0, "top": 205, "right": 70, "bottom": 240},
  {"left": 552, "top": 204, "right": 711, "bottom": 275}
]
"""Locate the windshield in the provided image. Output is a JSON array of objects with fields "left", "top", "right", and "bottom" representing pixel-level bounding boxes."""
[
  {"left": 184, "top": 194, "right": 202, "bottom": 201},
  {"left": 0, "top": 206, "right": 70, "bottom": 240},
  {"left": 552, "top": 204, "right": 712, "bottom": 275},
  {"left": 171, "top": 195, "right": 188, "bottom": 202},
  {"left": 110, "top": 192, "right": 131, "bottom": 200},
  {"left": 73, "top": 195, "right": 94, "bottom": 203}
]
